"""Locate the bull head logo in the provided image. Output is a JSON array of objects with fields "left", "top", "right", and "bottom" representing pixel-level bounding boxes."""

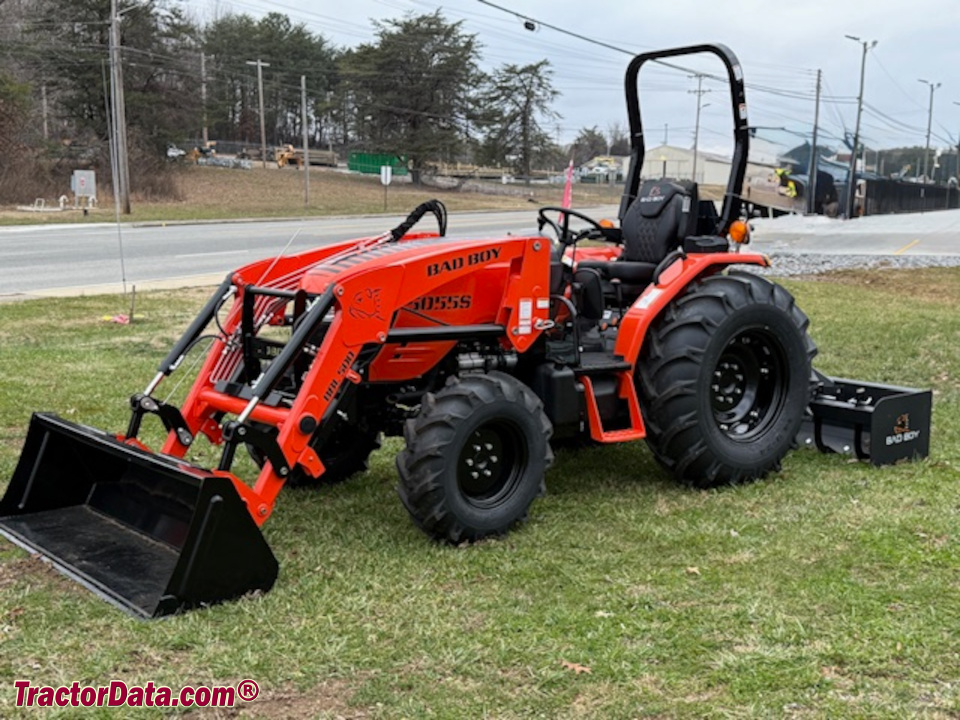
[
  {"left": 894, "top": 414, "right": 910, "bottom": 434},
  {"left": 349, "top": 288, "right": 385, "bottom": 321}
]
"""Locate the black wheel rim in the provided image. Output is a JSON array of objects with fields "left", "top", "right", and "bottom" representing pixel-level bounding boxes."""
[
  {"left": 457, "top": 421, "right": 527, "bottom": 508},
  {"left": 710, "top": 328, "right": 788, "bottom": 441}
]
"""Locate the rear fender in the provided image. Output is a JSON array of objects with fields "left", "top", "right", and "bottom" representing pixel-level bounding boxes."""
[{"left": 614, "top": 252, "right": 769, "bottom": 363}]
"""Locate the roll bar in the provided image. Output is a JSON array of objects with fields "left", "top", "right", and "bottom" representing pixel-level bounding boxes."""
[{"left": 619, "top": 43, "right": 750, "bottom": 236}]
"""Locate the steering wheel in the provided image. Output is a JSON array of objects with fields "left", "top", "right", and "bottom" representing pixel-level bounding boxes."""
[{"left": 537, "top": 206, "right": 617, "bottom": 245}]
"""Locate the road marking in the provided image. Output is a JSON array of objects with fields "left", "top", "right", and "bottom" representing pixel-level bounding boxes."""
[
  {"left": 894, "top": 239, "right": 920, "bottom": 255},
  {"left": 174, "top": 250, "right": 250, "bottom": 259}
]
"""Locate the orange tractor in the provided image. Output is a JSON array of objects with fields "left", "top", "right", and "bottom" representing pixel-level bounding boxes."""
[{"left": 0, "top": 45, "right": 930, "bottom": 617}]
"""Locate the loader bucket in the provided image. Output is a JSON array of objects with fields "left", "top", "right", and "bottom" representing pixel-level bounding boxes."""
[
  {"left": 0, "top": 413, "right": 278, "bottom": 618},
  {"left": 798, "top": 376, "right": 932, "bottom": 466}
]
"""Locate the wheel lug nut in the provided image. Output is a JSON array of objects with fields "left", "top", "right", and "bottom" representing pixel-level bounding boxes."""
[
  {"left": 465, "top": 459, "right": 474, "bottom": 467},
  {"left": 489, "top": 455, "right": 498, "bottom": 463},
  {"left": 483, "top": 469, "right": 492, "bottom": 477},
  {"left": 712, "top": 384, "right": 720, "bottom": 392},
  {"left": 735, "top": 373, "right": 744, "bottom": 381},
  {"left": 473, "top": 444, "right": 481, "bottom": 452},
  {"left": 484, "top": 443, "right": 494, "bottom": 451}
]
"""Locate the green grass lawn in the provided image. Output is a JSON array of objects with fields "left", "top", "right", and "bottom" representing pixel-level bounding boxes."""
[{"left": 0, "top": 268, "right": 958, "bottom": 718}]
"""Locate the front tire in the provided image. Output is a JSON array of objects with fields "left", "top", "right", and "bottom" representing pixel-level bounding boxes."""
[
  {"left": 397, "top": 372, "right": 553, "bottom": 543},
  {"left": 638, "top": 271, "right": 816, "bottom": 488},
  {"left": 246, "top": 421, "right": 381, "bottom": 487},
  {"left": 287, "top": 423, "right": 382, "bottom": 488}
]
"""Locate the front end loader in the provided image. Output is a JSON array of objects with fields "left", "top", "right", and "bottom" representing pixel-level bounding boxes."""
[{"left": 0, "top": 44, "right": 931, "bottom": 617}]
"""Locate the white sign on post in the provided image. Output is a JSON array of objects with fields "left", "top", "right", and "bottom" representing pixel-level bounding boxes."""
[
  {"left": 71, "top": 170, "right": 96, "bottom": 199},
  {"left": 380, "top": 165, "right": 392, "bottom": 211},
  {"left": 71, "top": 169, "right": 97, "bottom": 211}
]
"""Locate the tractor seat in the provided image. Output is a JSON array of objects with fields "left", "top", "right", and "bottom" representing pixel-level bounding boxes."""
[{"left": 582, "top": 180, "right": 698, "bottom": 298}]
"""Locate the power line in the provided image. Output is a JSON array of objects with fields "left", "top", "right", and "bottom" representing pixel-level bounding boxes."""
[
  {"left": 475, "top": 0, "right": 633, "bottom": 57},
  {"left": 870, "top": 51, "right": 928, "bottom": 113},
  {"left": 473, "top": 0, "right": 823, "bottom": 104},
  {"left": 862, "top": 102, "right": 953, "bottom": 145}
]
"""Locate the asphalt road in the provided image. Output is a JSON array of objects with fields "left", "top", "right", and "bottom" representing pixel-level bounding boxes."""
[
  {"left": 1, "top": 204, "right": 958, "bottom": 297},
  {"left": 0, "top": 208, "right": 594, "bottom": 297},
  {"left": 749, "top": 210, "right": 960, "bottom": 256}
]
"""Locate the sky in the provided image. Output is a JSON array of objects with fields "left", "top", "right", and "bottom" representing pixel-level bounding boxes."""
[{"left": 197, "top": 0, "right": 960, "bottom": 162}]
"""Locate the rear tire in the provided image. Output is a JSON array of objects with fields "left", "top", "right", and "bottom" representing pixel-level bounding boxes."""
[
  {"left": 637, "top": 271, "right": 816, "bottom": 488},
  {"left": 397, "top": 372, "right": 553, "bottom": 543}
]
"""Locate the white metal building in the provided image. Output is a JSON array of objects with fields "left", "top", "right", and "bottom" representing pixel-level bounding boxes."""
[{"left": 639, "top": 144, "right": 732, "bottom": 185}]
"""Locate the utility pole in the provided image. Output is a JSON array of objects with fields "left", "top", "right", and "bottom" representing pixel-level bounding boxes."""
[
  {"left": 246, "top": 59, "right": 270, "bottom": 169},
  {"left": 807, "top": 69, "right": 822, "bottom": 214},
  {"left": 663, "top": 123, "right": 668, "bottom": 145},
  {"left": 844, "top": 35, "right": 876, "bottom": 219},
  {"left": 301, "top": 74, "right": 310, "bottom": 210},
  {"left": 41, "top": 84, "right": 49, "bottom": 140},
  {"left": 200, "top": 52, "right": 208, "bottom": 146},
  {"left": 918, "top": 78, "right": 940, "bottom": 182},
  {"left": 952, "top": 100, "right": 960, "bottom": 209},
  {"left": 110, "top": 0, "right": 132, "bottom": 214},
  {"left": 688, "top": 75, "right": 710, "bottom": 183}
]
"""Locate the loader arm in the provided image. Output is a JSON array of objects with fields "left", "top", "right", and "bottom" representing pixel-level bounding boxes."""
[{"left": 224, "top": 235, "right": 553, "bottom": 524}]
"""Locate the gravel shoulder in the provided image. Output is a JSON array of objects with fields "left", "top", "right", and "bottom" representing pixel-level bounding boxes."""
[{"left": 760, "top": 252, "right": 960, "bottom": 277}]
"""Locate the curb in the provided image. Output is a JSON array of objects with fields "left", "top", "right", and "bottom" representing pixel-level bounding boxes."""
[
  {"left": 0, "top": 273, "right": 228, "bottom": 302},
  {"left": 130, "top": 204, "right": 620, "bottom": 228},
  {"left": 1, "top": 204, "right": 622, "bottom": 232}
]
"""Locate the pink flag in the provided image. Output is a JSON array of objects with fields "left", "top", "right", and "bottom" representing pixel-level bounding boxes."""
[
  {"left": 559, "top": 159, "right": 574, "bottom": 226},
  {"left": 561, "top": 159, "right": 574, "bottom": 209}
]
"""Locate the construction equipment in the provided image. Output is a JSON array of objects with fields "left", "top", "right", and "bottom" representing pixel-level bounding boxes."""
[
  {"left": 187, "top": 141, "right": 217, "bottom": 164},
  {"left": 275, "top": 144, "right": 303, "bottom": 169},
  {"left": 0, "top": 44, "right": 931, "bottom": 618},
  {"left": 276, "top": 145, "right": 338, "bottom": 169}
]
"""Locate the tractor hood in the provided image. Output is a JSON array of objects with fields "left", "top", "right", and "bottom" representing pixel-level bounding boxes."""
[{"left": 298, "top": 234, "right": 535, "bottom": 296}]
